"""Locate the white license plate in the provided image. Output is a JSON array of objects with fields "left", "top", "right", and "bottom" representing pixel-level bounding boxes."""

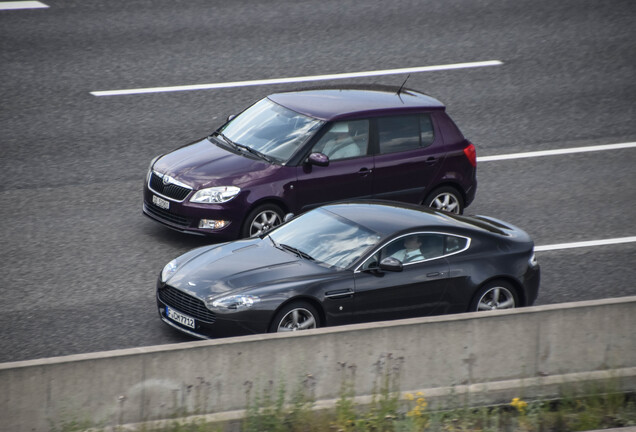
[
  {"left": 166, "top": 306, "right": 195, "bottom": 329},
  {"left": 153, "top": 195, "right": 170, "bottom": 210}
]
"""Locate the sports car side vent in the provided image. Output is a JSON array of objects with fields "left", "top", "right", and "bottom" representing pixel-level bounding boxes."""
[{"left": 325, "top": 288, "right": 354, "bottom": 299}]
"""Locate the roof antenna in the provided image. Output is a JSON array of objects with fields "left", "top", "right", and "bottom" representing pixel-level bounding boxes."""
[{"left": 397, "top": 74, "right": 410, "bottom": 95}]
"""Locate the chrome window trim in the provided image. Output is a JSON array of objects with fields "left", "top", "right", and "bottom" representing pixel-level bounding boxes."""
[
  {"left": 148, "top": 170, "right": 193, "bottom": 203},
  {"left": 353, "top": 231, "right": 471, "bottom": 273}
]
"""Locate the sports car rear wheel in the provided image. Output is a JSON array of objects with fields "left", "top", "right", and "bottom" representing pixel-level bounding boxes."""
[
  {"left": 269, "top": 301, "right": 320, "bottom": 333},
  {"left": 470, "top": 281, "right": 518, "bottom": 312}
]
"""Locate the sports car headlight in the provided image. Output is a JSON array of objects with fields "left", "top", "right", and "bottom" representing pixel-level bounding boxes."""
[
  {"left": 161, "top": 259, "right": 178, "bottom": 282},
  {"left": 206, "top": 294, "right": 261, "bottom": 311},
  {"left": 190, "top": 186, "right": 240, "bottom": 204}
]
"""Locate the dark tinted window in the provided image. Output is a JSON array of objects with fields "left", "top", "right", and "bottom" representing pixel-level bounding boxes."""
[
  {"left": 378, "top": 114, "right": 435, "bottom": 154},
  {"left": 420, "top": 114, "right": 434, "bottom": 147},
  {"left": 444, "top": 235, "right": 469, "bottom": 254},
  {"left": 378, "top": 115, "right": 419, "bottom": 154}
]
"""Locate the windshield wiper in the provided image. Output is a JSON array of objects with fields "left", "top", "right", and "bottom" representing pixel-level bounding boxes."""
[
  {"left": 211, "top": 133, "right": 274, "bottom": 163},
  {"left": 278, "top": 243, "right": 315, "bottom": 261},
  {"left": 210, "top": 132, "right": 239, "bottom": 152},
  {"left": 234, "top": 143, "right": 275, "bottom": 164}
]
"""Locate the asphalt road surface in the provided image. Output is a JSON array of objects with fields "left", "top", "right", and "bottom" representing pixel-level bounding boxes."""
[{"left": 1, "top": 0, "right": 635, "bottom": 363}]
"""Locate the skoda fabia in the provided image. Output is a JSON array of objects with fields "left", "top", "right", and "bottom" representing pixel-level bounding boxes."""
[
  {"left": 143, "top": 85, "right": 477, "bottom": 239},
  {"left": 156, "top": 201, "right": 540, "bottom": 339}
]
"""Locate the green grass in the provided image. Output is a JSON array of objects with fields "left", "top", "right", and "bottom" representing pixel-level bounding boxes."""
[{"left": 52, "top": 357, "right": 636, "bottom": 432}]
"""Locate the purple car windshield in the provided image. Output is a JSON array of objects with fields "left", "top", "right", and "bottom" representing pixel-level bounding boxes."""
[
  {"left": 269, "top": 209, "right": 382, "bottom": 269},
  {"left": 220, "top": 98, "right": 324, "bottom": 163}
]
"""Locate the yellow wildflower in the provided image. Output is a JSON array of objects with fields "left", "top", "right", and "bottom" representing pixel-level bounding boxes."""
[{"left": 510, "top": 397, "right": 528, "bottom": 414}]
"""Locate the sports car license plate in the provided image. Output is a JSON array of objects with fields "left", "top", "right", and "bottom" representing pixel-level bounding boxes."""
[
  {"left": 166, "top": 306, "right": 195, "bottom": 329},
  {"left": 153, "top": 195, "right": 170, "bottom": 210}
]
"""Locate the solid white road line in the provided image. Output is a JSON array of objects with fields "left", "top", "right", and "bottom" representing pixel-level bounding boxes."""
[
  {"left": 0, "top": 1, "right": 48, "bottom": 9},
  {"left": 535, "top": 236, "right": 636, "bottom": 252},
  {"left": 478, "top": 142, "right": 636, "bottom": 162},
  {"left": 90, "top": 60, "right": 504, "bottom": 96}
]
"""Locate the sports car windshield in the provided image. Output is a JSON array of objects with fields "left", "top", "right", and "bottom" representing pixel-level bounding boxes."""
[
  {"left": 269, "top": 209, "right": 382, "bottom": 269},
  {"left": 219, "top": 98, "right": 323, "bottom": 163}
]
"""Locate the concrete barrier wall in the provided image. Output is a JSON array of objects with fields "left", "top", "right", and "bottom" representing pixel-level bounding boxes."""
[{"left": 2, "top": 296, "right": 635, "bottom": 432}]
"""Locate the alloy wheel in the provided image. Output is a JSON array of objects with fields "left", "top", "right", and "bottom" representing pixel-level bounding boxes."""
[
  {"left": 476, "top": 286, "right": 516, "bottom": 311},
  {"left": 429, "top": 192, "right": 461, "bottom": 214},
  {"left": 276, "top": 308, "right": 317, "bottom": 332},
  {"left": 249, "top": 210, "right": 282, "bottom": 237}
]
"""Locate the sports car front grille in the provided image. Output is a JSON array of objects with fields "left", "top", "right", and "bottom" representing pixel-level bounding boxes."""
[
  {"left": 149, "top": 172, "right": 192, "bottom": 201},
  {"left": 145, "top": 201, "right": 191, "bottom": 227},
  {"left": 159, "top": 285, "right": 216, "bottom": 323}
]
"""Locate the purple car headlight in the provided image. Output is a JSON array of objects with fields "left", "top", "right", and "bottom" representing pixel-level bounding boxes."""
[{"left": 190, "top": 186, "right": 240, "bottom": 204}]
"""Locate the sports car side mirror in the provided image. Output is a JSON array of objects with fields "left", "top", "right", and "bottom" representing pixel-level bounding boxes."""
[
  {"left": 379, "top": 257, "right": 403, "bottom": 272},
  {"left": 307, "top": 152, "right": 329, "bottom": 167}
]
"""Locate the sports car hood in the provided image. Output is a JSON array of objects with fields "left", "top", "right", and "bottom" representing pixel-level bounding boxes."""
[
  {"left": 166, "top": 239, "right": 332, "bottom": 298},
  {"left": 152, "top": 138, "right": 277, "bottom": 189}
]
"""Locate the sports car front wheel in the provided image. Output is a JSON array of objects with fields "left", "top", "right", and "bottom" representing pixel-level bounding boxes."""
[
  {"left": 269, "top": 301, "right": 320, "bottom": 333},
  {"left": 470, "top": 281, "right": 518, "bottom": 312}
]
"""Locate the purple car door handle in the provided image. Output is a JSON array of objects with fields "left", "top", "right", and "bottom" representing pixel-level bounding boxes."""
[
  {"left": 358, "top": 167, "right": 372, "bottom": 176},
  {"left": 425, "top": 157, "right": 437, "bottom": 165}
]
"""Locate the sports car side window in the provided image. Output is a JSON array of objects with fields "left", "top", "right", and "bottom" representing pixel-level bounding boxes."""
[
  {"left": 444, "top": 235, "right": 469, "bottom": 254},
  {"left": 383, "top": 234, "right": 445, "bottom": 264},
  {"left": 361, "top": 233, "right": 468, "bottom": 270},
  {"left": 361, "top": 251, "right": 381, "bottom": 270}
]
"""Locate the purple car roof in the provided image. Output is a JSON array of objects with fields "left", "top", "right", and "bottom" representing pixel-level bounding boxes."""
[{"left": 267, "top": 85, "right": 446, "bottom": 121}]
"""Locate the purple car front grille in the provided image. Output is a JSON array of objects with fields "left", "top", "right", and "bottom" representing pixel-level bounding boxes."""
[
  {"left": 149, "top": 172, "right": 191, "bottom": 201},
  {"left": 159, "top": 285, "right": 216, "bottom": 323}
]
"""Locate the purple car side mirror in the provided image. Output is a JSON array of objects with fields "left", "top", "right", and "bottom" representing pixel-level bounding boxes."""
[{"left": 307, "top": 152, "right": 329, "bottom": 167}]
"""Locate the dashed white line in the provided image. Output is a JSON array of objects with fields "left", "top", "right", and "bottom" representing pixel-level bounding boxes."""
[
  {"left": 90, "top": 60, "right": 504, "bottom": 96},
  {"left": 478, "top": 142, "right": 636, "bottom": 162},
  {"left": 0, "top": 1, "right": 48, "bottom": 10},
  {"left": 536, "top": 236, "right": 636, "bottom": 252}
]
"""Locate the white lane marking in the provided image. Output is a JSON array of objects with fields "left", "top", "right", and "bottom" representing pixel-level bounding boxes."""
[
  {"left": 536, "top": 236, "right": 636, "bottom": 252},
  {"left": 478, "top": 142, "right": 636, "bottom": 162},
  {"left": 90, "top": 60, "right": 504, "bottom": 96},
  {"left": 0, "top": 1, "right": 48, "bottom": 9}
]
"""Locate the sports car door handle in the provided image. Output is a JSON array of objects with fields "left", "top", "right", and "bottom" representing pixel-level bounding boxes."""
[
  {"left": 358, "top": 168, "right": 372, "bottom": 176},
  {"left": 426, "top": 272, "right": 445, "bottom": 277},
  {"left": 325, "top": 288, "right": 354, "bottom": 299},
  {"left": 425, "top": 157, "right": 438, "bottom": 165}
]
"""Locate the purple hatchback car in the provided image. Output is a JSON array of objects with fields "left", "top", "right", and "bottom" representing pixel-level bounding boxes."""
[{"left": 143, "top": 85, "right": 477, "bottom": 239}]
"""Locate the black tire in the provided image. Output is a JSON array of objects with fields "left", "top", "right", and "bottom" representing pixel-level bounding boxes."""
[
  {"left": 423, "top": 186, "right": 464, "bottom": 214},
  {"left": 268, "top": 301, "right": 321, "bottom": 333},
  {"left": 242, "top": 203, "right": 284, "bottom": 238},
  {"left": 469, "top": 280, "right": 519, "bottom": 312}
]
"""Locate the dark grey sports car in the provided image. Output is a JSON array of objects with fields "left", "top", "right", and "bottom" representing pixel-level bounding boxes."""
[{"left": 156, "top": 201, "right": 540, "bottom": 339}]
